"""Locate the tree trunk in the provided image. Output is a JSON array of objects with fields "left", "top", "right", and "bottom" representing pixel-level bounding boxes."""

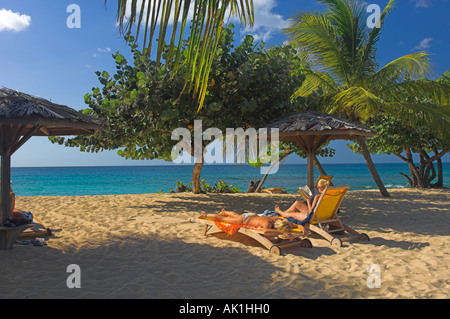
[
  {"left": 313, "top": 155, "right": 334, "bottom": 186},
  {"left": 247, "top": 180, "right": 260, "bottom": 193},
  {"left": 357, "top": 138, "right": 390, "bottom": 197},
  {"left": 405, "top": 147, "right": 424, "bottom": 188},
  {"left": 394, "top": 151, "right": 419, "bottom": 187},
  {"left": 433, "top": 148, "right": 444, "bottom": 188},
  {"left": 192, "top": 161, "right": 205, "bottom": 194},
  {"left": 255, "top": 150, "right": 293, "bottom": 193},
  {"left": 313, "top": 155, "right": 327, "bottom": 176},
  {"left": 399, "top": 172, "right": 413, "bottom": 187}
]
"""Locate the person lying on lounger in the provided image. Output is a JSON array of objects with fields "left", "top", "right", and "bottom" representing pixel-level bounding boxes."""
[
  {"left": 274, "top": 178, "right": 330, "bottom": 226},
  {"left": 201, "top": 209, "right": 309, "bottom": 237}
]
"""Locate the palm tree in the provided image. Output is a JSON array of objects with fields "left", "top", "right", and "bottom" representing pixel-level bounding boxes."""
[
  {"left": 283, "top": 0, "right": 450, "bottom": 197},
  {"left": 113, "top": 0, "right": 254, "bottom": 110}
]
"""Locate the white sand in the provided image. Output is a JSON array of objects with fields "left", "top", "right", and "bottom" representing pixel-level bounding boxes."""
[{"left": 0, "top": 188, "right": 448, "bottom": 299}]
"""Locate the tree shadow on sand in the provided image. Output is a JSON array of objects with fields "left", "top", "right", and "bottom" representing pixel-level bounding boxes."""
[
  {"left": 0, "top": 234, "right": 372, "bottom": 299},
  {"left": 128, "top": 193, "right": 301, "bottom": 216},
  {"left": 336, "top": 190, "right": 450, "bottom": 237}
]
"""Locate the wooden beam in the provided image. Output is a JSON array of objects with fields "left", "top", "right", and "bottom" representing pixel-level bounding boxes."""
[
  {"left": 293, "top": 136, "right": 309, "bottom": 153},
  {"left": 9, "top": 125, "right": 42, "bottom": 156},
  {"left": 307, "top": 152, "right": 314, "bottom": 190},
  {"left": 312, "top": 134, "right": 331, "bottom": 152},
  {"left": 0, "top": 118, "right": 103, "bottom": 131}
]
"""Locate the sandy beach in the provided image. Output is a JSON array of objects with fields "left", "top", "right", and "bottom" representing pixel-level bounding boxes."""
[{"left": 0, "top": 188, "right": 448, "bottom": 299}]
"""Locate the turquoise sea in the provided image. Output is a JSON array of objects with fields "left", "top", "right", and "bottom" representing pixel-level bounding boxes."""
[{"left": 10, "top": 163, "right": 450, "bottom": 196}]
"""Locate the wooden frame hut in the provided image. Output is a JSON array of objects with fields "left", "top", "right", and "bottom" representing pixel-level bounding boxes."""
[
  {"left": 266, "top": 111, "right": 376, "bottom": 189},
  {"left": 0, "top": 87, "right": 104, "bottom": 249}
]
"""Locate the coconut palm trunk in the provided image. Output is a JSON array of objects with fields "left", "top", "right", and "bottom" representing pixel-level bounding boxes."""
[{"left": 357, "top": 138, "right": 390, "bottom": 197}]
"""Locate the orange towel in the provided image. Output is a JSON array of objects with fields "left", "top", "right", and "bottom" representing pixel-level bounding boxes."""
[
  {"left": 214, "top": 221, "right": 241, "bottom": 235},
  {"left": 213, "top": 221, "right": 264, "bottom": 235}
]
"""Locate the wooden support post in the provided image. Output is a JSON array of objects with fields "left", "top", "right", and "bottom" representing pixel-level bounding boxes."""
[
  {"left": 307, "top": 152, "right": 314, "bottom": 190},
  {"left": 1, "top": 155, "right": 11, "bottom": 226}
]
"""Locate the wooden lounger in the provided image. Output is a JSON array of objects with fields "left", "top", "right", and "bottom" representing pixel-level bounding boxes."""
[
  {"left": 307, "top": 185, "right": 369, "bottom": 247},
  {"left": 195, "top": 216, "right": 312, "bottom": 255}
]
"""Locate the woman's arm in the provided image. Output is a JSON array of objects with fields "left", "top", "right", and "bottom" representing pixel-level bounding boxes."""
[{"left": 309, "top": 194, "right": 320, "bottom": 213}]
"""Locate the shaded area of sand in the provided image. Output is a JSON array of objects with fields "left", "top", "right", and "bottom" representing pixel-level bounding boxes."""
[{"left": 0, "top": 188, "right": 448, "bottom": 298}]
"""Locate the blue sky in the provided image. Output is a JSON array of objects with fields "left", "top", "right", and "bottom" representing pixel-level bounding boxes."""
[{"left": 0, "top": 0, "right": 449, "bottom": 167}]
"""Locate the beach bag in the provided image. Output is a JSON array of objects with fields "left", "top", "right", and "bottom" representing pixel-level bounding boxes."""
[
  {"left": 10, "top": 217, "right": 30, "bottom": 226},
  {"left": 10, "top": 212, "right": 33, "bottom": 226}
]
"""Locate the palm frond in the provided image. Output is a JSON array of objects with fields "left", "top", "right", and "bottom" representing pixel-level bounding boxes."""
[
  {"left": 377, "top": 79, "right": 450, "bottom": 104},
  {"left": 356, "top": 0, "right": 396, "bottom": 82},
  {"left": 385, "top": 101, "right": 450, "bottom": 138},
  {"left": 374, "top": 78, "right": 450, "bottom": 137},
  {"left": 328, "top": 86, "right": 383, "bottom": 120},
  {"left": 283, "top": 10, "right": 351, "bottom": 84},
  {"left": 293, "top": 68, "right": 341, "bottom": 99},
  {"left": 370, "top": 52, "right": 434, "bottom": 89},
  {"left": 113, "top": 0, "right": 254, "bottom": 110},
  {"left": 320, "top": 0, "right": 369, "bottom": 82}
]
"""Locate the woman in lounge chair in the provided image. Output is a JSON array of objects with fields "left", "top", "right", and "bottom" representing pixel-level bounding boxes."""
[
  {"left": 201, "top": 209, "right": 308, "bottom": 237},
  {"left": 275, "top": 179, "right": 330, "bottom": 226}
]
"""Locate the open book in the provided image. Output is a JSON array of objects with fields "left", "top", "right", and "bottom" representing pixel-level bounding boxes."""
[{"left": 297, "top": 185, "right": 312, "bottom": 201}]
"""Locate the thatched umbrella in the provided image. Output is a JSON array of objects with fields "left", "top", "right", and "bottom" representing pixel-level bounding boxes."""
[
  {"left": 0, "top": 87, "right": 104, "bottom": 249},
  {"left": 267, "top": 111, "right": 376, "bottom": 189}
]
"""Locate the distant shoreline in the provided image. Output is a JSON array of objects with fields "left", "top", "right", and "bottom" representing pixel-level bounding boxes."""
[{"left": 11, "top": 162, "right": 450, "bottom": 169}]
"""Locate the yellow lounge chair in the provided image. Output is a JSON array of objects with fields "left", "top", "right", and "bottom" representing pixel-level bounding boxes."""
[
  {"left": 195, "top": 215, "right": 312, "bottom": 255},
  {"left": 307, "top": 185, "right": 369, "bottom": 247}
]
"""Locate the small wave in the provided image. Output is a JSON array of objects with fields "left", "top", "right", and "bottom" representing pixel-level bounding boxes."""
[{"left": 385, "top": 184, "right": 407, "bottom": 189}]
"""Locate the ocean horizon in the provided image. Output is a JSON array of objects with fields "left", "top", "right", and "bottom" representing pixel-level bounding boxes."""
[{"left": 10, "top": 162, "right": 450, "bottom": 197}]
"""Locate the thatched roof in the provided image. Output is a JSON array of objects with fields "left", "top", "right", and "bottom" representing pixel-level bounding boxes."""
[
  {"left": 0, "top": 87, "right": 104, "bottom": 136},
  {"left": 267, "top": 111, "right": 375, "bottom": 141}
]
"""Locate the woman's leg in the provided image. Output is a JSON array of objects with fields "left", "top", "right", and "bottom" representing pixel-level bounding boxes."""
[
  {"left": 201, "top": 211, "right": 243, "bottom": 224},
  {"left": 218, "top": 209, "right": 240, "bottom": 218}
]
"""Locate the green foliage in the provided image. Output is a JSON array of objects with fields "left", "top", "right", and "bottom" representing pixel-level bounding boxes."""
[
  {"left": 114, "top": 0, "right": 254, "bottom": 110},
  {"left": 284, "top": 0, "right": 450, "bottom": 133},
  {"left": 51, "top": 25, "right": 304, "bottom": 163},
  {"left": 348, "top": 114, "right": 447, "bottom": 156},
  {"left": 282, "top": 0, "right": 449, "bottom": 191},
  {"left": 348, "top": 108, "right": 449, "bottom": 188},
  {"left": 215, "top": 180, "right": 242, "bottom": 193},
  {"left": 173, "top": 179, "right": 242, "bottom": 193},
  {"left": 51, "top": 25, "right": 306, "bottom": 192}
]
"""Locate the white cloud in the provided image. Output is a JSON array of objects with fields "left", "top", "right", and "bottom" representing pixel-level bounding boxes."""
[
  {"left": 93, "top": 47, "right": 112, "bottom": 57},
  {"left": 122, "top": 0, "right": 194, "bottom": 26},
  {"left": 230, "top": 0, "right": 288, "bottom": 42},
  {"left": 0, "top": 8, "right": 31, "bottom": 32},
  {"left": 412, "top": 37, "right": 433, "bottom": 50},
  {"left": 97, "top": 47, "right": 112, "bottom": 53},
  {"left": 412, "top": 0, "right": 433, "bottom": 8}
]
